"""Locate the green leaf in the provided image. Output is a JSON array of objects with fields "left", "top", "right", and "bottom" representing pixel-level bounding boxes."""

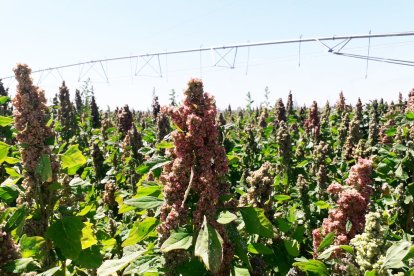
[
  {"left": 0, "top": 95, "right": 10, "bottom": 104},
  {"left": 81, "top": 221, "right": 98, "bottom": 249},
  {"left": 20, "top": 235, "right": 46, "bottom": 260},
  {"left": 194, "top": 216, "right": 224, "bottom": 274},
  {"left": 231, "top": 266, "right": 251, "bottom": 276},
  {"left": 0, "top": 141, "right": 10, "bottom": 165},
  {"left": 97, "top": 251, "right": 144, "bottom": 276},
  {"left": 0, "top": 186, "right": 19, "bottom": 204},
  {"left": 73, "top": 245, "right": 103, "bottom": 269},
  {"left": 136, "top": 185, "right": 162, "bottom": 197},
  {"left": 160, "top": 231, "right": 193, "bottom": 252},
  {"left": 5, "top": 156, "right": 21, "bottom": 164},
  {"left": 176, "top": 259, "right": 206, "bottom": 276},
  {"left": 3, "top": 258, "right": 40, "bottom": 273},
  {"left": 406, "top": 112, "right": 414, "bottom": 120},
  {"left": 284, "top": 238, "right": 300, "bottom": 257},
  {"left": 293, "top": 259, "right": 329, "bottom": 275},
  {"left": 339, "top": 245, "right": 354, "bottom": 254},
  {"left": 318, "top": 245, "right": 339, "bottom": 260},
  {"left": 276, "top": 218, "right": 291, "bottom": 233},
  {"left": 46, "top": 216, "right": 83, "bottom": 260},
  {"left": 61, "top": 145, "right": 87, "bottom": 175},
  {"left": 35, "top": 154, "right": 53, "bottom": 182},
  {"left": 382, "top": 240, "right": 412, "bottom": 269},
  {"left": 5, "top": 205, "right": 27, "bottom": 232},
  {"left": 156, "top": 141, "right": 174, "bottom": 149},
  {"left": 346, "top": 220, "right": 352, "bottom": 233},
  {"left": 124, "top": 254, "right": 161, "bottom": 275},
  {"left": 122, "top": 217, "right": 159, "bottom": 247},
  {"left": 317, "top": 232, "right": 335, "bottom": 252},
  {"left": 37, "top": 267, "right": 61, "bottom": 276},
  {"left": 403, "top": 245, "right": 414, "bottom": 261},
  {"left": 296, "top": 160, "right": 309, "bottom": 168},
  {"left": 247, "top": 243, "right": 273, "bottom": 255},
  {"left": 124, "top": 196, "right": 163, "bottom": 209},
  {"left": 239, "top": 207, "right": 273, "bottom": 238},
  {"left": 217, "top": 211, "right": 237, "bottom": 224},
  {"left": 315, "top": 200, "right": 330, "bottom": 209},
  {"left": 364, "top": 270, "right": 376, "bottom": 276},
  {"left": 5, "top": 167, "right": 20, "bottom": 178},
  {"left": 0, "top": 116, "right": 13, "bottom": 127},
  {"left": 385, "top": 127, "right": 397, "bottom": 136},
  {"left": 135, "top": 157, "right": 171, "bottom": 174},
  {"left": 275, "top": 195, "right": 291, "bottom": 202},
  {"left": 395, "top": 163, "right": 404, "bottom": 178}
]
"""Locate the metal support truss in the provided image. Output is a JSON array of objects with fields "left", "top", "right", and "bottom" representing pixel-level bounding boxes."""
[{"left": 2, "top": 31, "right": 414, "bottom": 82}]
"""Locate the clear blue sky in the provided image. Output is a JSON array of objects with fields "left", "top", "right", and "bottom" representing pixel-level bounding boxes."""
[{"left": 1, "top": 1, "right": 414, "bottom": 110}]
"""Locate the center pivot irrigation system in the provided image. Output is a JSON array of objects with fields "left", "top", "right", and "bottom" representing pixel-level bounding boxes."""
[{"left": 1, "top": 31, "right": 414, "bottom": 88}]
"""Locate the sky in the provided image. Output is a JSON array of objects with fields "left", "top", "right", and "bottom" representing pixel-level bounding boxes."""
[{"left": 1, "top": 1, "right": 414, "bottom": 110}]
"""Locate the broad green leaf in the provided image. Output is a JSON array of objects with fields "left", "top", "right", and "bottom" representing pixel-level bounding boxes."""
[
  {"left": 276, "top": 218, "right": 291, "bottom": 233},
  {"left": 5, "top": 157, "right": 21, "bottom": 164},
  {"left": 406, "top": 112, "right": 414, "bottom": 120},
  {"left": 5, "top": 205, "right": 27, "bottom": 232},
  {"left": 73, "top": 245, "right": 103, "bottom": 269},
  {"left": 135, "top": 157, "right": 171, "bottom": 174},
  {"left": 176, "top": 259, "right": 206, "bottom": 276},
  {"left": 284, "top": 238, "right": 300, "bottom": 257},
  {"left": 118, "top": 203, "right": 136, "bottom": 214},
  {"left": 3, "top": 258, "right": 40, "bottom": 273},
  {"left": 403, "top": 245, "right": 414, "bottom": 261},
  {"left": 382, "top": 240, "right": 411, "bottom": 269},
  {"left": 37, "top": 267, "right": 61, "bottom": 276},
  {"left": 46, "top": 216, "right": 83, "bottom": 260},
  {"left": 227, "top": 223, "right": 251, "bottom": 269},
  {"left": 0, "top": 116, "right": 13, "bottom": 127},
  {"left": 239, "top": 207, "right": 273, "bottom": 238},
  {"left": 296, "top": 160, "right": 309, "bottom": 168},
  {"left": 124, "top": 196, "right": 163, "bottom": 209},
  {"left": 97, "top": 251, "right": 144, "bottom": 276},
  {"left": 395, "top": 163, "right": 403, "bottom": 178},
  {"left": 385, "top": 127, "right": 397, "bottom": 136},
  {"left": 315, "top": 200, "right": 330, "bottom": 209},
  {"left": 195, "top": 216, "right": 224, "bottom": 274},
  {"left": 122, "top": 217, "right": 159, "bottom": 247},
  {"left": 61, "top": 145, "right": 87, "bottom": 175},
  {"left": 5, "top": 167, "right": 20, "bottom": 178},
  {"left": 156, "top": 141, "right": 174, "bottom": 149},
  {"left": 35, "top": 154, "right": 53, "bottom": 182},
  {"left": 217, "top": 211, "right": 237, "bottom": 224},
  {"left": 124, "top": 255, "right": 160, "bottom": 275},
  {"left": 339, "top": 245, "right": 354, "bottom": 254},
  {"left": 293, "top": 259, "right": 329, "bottom": 275},
  {"left": 0, "top": 95, "right": 10, "bottom": 104},
  {"left": 317, "top": 232, "right": 335, "bottom": 252},
  {"left": 20, "top": 235, "right": 46, "bottom": 260},
  {"left": 247, "top": 243, "right": 273, "bottom": 255},
  {"left": 318, "top": 245, "right": 339, "bottom": 260},
  {"left": 77, "top": 204, "right": 95, "bottom": 216},
  {"left": 136, "top": 185, "right": 162, "bottom": 198},
  {"left": 0, "top": 186, "right": 19, "bottom": 204},
  {"left": 81, "top": 221, "right": 97, "bottom": 249},
  {"left": 364, "top": 270, "right": 376, "bottom": 276},
  {"left": 0, "top": 141, "right": 10, "bottom": 164},
  {"left": 232, "top": 266, "right": 250, "bottom": 276},
  {"left": 160, "top": 231, "right": 193, "bottom": 252},
  {"left": 275, "top": 195, "right": 291, "bottom": 202}
]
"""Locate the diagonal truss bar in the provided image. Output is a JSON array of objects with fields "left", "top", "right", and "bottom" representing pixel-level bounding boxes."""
[
  {"left": 2, "top": 31, "right": 414, "bottom": 79},
  {"left": 213, "top": 47, "right": 238, "bottom": 69}
]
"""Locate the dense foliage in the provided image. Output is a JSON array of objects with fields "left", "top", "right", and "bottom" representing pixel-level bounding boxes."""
[{"left": 1, "top": 64, "right": 414, "bottom": 275}]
